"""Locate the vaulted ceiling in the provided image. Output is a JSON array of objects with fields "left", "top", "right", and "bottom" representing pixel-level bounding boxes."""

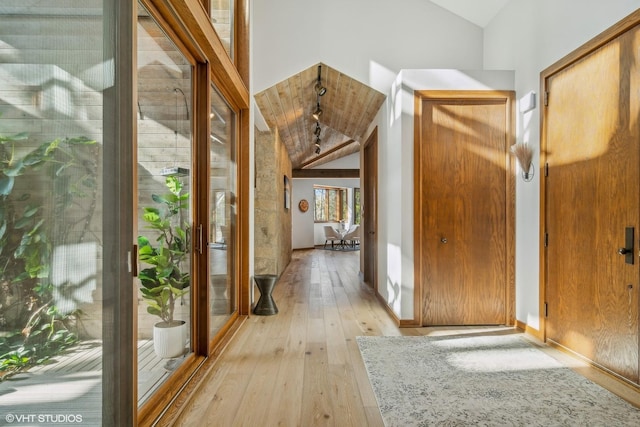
[
  {"left": 254, "top": 63, "right": 385, "bottom": 169},
  {"left": 252, "top": 2, "right": 511, "bottom": 170}
]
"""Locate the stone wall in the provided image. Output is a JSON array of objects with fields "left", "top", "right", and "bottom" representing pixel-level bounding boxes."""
[{"left": 254, "top": 129, "right": 292, "bottom": 276}]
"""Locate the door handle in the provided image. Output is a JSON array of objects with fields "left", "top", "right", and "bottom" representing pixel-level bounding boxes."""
[
  {"left": 618, "top": 227, "right": 634, "bottom": 265},
  {"left": 441, "top": 237, "right": 448, "bottom": 244}
]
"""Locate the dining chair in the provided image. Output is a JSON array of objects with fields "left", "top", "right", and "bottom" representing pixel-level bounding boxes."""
[
  {"left": 343, "top": 225, "right": 360, "bottom": 248},
  {"left": 323, "top": 225, "right": 343, "bottom": 249}
]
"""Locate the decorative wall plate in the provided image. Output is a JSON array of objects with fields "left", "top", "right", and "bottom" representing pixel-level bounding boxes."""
[{"left": 298, "top": 199, "right": 309, "bottom": 212}]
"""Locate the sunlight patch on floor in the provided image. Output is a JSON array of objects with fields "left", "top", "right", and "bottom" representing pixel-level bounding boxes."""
[{"left": 444, "top": 347, "right": 561, "bottom": 372}]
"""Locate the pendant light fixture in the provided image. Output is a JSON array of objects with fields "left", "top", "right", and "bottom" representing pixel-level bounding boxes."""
[
  {"left": 313, "top": 102, "right": 323, "bottom": 120},
  {"left": 315, "top": 64, "right": 327, "bottom": 96},
  {"left": 312, "top": 64, "right": 327, "bottom": 155}
]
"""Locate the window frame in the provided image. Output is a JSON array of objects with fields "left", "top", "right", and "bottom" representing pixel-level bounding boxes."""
[{"left": 313, "top": 185, "right": 349, "bottom": 223}]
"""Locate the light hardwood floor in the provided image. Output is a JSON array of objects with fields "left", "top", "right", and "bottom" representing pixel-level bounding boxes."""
[
  {"left": 175, "top": 249, "right": 392, "bottom": 426},
  {"left": 174, "top": 248, "right": 640, "bottom": 426}
]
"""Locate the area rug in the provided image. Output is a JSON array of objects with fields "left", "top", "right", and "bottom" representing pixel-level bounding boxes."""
[{"left": 356, "top": 334, "right": 640, "bottom": 426}]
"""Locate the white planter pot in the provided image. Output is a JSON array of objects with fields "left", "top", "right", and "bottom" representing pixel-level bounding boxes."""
[{"left": 153, "top": 320, "right": 187, "bottom": 359}]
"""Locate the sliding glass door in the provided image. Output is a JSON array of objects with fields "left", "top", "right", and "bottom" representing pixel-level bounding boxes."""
[
  {"left": 0, "top": 1, "right": 109, "bottom": 423},
  {"left": 209, "top": 86, "right": 237, "bottom": 339},
  {"left": 136, "top": 2, "right": 193, "bottom": 406},
  {"left": 0, "top": 0, "right": 246, "bottom": 423}
]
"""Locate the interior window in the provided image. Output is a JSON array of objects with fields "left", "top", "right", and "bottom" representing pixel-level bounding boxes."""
[
  {"left": 210, "top": 0, "right": 234, "bottom": 60},
  {"left": 313, "top": 186, "right": 348, "bottom": 223}
]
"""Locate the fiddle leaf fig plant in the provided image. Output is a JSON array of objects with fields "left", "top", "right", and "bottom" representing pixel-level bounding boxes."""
[{"left": 138, "top": 176, "right": 190, "bottom": 325}]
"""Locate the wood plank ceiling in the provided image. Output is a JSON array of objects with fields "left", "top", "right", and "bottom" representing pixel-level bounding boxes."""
[{"left": 254, "top": 63, "right": 386, "bottom": 169}]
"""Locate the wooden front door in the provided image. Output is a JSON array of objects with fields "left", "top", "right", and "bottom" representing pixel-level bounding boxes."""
[
  {"left": 415, "top": 91, "right": 515, "bottom": 326},
  {"left": 543, "top": 20, "right": 640, "bottom": 384}
]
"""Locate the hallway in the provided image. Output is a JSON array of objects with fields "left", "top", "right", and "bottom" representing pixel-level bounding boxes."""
[
  {"left": 175, "top": 249, "right": 392, "bottom": 426},
  {"left": 173, "top": 249, "right": 640, "bottom": 426}
]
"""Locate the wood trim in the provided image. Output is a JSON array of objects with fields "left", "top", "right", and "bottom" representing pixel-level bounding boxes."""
[
  {"left": 298, "top": 139, "right": 357, "bottom": 169},
  {"left": 236, "top": 0, "right": 250, "bottom": 86},
  {"left": 376, "top": 293, "right": 400, "bottom": 325},
  {"left": 139, "top": 354, "right": 205, "bottom": 426},
  {"left": 152, "top": 314, "right": 246, "bottom": 426},
  {"left": 139, "top": 0, "right": 200, "bottom": 64},
  {"left": 413, "top": 90, "right": 516, "bottom": 327},
  {"left": 541, "top": 9, "right": 640, "bottom": 78},
  {"left": 413, "top": 93, "right": 423, "bottom": 326},
  {"left": 546, "top": 338, "right": 640, "bottom": 390},
  {"left": 375, "top": 290, "right": 421, "bottom": 327},
  {"left": 516, "top": 319, "right": 543, "bottom": 340},
  {"left": 505, "top": 92, "right": 516, "bottom": 327},
  {"left": 539, "top": 8, "right": 640, "bottom": 346},
  {"left": 399, "top": 318, "right": 422, "bottom": 328},
  {"left": 170, "top": 0, "right": 249, "bottom": 109},
  {"left": 193, "top": 63, "right": 211, "bottom": 355},
  {"left": 539, "top": 71, "right": 549, "bottom": 342},
  {"left": 292, "top": 169, "right": 359, "bottom": 179},
  {"left": 238, "top": 108, "right": 251, "bottom": 316}
]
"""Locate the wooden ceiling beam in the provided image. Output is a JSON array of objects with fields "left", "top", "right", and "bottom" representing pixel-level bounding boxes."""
[
  {"left": 298, "top": 138, "right": 357, "bottom": 168},
  {"left": 292, "top": 169, "right": 359, "bottom": 179}
]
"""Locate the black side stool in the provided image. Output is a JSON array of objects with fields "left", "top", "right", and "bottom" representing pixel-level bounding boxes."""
[{"left": 253, "top": 274, "right": 278, "bottom": 315}]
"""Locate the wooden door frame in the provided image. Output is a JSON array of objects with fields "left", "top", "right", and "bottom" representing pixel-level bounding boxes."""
[
  {"left": 362, "top": 127, "right": 378, "bottom": 291},
  {"left": 539, "top": 9, "right": 640, "bottom": 342},
  {"left": 413, "top": 90, "right": 516, "bottom": 327}
]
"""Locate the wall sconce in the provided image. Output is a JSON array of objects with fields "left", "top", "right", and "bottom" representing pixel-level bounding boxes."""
[{"left": 510, "top": 142, "right": 534, "bottom": 182}]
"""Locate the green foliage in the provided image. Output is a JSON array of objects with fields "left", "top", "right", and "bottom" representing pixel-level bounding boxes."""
[
  {"left": 138, "top": 176, "right": 190, "bottom": 324},
  {"left": 0, "top": 317, "right": 79, "bottom": 379},
  {"left": 0, "top": 126, "right": 97, "bottom": 381}
]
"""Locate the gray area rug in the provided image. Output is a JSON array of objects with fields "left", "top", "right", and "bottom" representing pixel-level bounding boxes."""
[{"left": 357, "top": 334, "right": 640, "bottom": 426}]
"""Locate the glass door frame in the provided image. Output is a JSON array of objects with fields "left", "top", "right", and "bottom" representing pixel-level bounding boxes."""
[
  {"left": 102, "top": 0, "right": 136, "bottom": 425},
  {"left": 134, "top": 0, "right": 250, "bottom": 425}
]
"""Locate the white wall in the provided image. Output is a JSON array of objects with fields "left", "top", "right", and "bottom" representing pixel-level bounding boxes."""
[
  {"left": 292, "top": 151, "right": 360, "bottom": 249},
  {"left": 292, "top": 178, "right": 360, "bottom": 249},
  {"left": 252, "top": 0, "right": 485, "bottom": 95},
  {"left": 253, "top": 0, "right": 640, "bottom": 329},
  {"left": 312, "top": 152, "right": 359, "bottom": 169},
  {"left": 483, "top": 0, "right": 639, "bottom": 330},
  {"left": 378, "top": 69, "right": 515, "bottom": 320}
]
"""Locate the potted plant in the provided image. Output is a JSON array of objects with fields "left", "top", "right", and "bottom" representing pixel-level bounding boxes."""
[{"left": 138, "top": 175, "right": 190, "bottom": 359}]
